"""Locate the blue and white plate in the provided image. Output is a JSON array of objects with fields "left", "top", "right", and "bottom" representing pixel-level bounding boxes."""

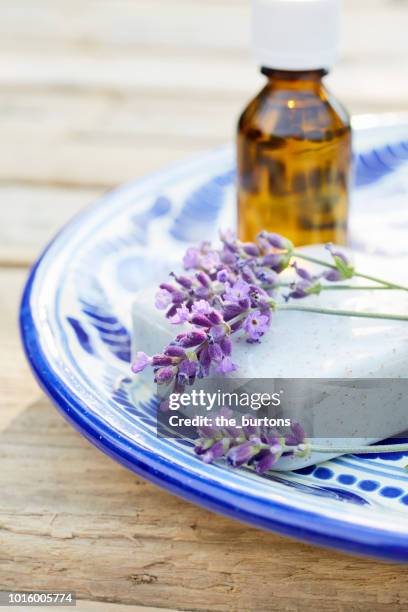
[{"left": 21, "top": 114, "right": 408, "bottom": 562}]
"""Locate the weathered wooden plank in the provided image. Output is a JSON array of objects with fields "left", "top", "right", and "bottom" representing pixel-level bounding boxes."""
[
  {"left": 0, "top": 50, "right": 407, "bottom": 108},
  {"left": 0, "top": 91, "right": 237, "bottom": 144},
  {"left": 78, "top": 605, "right": 176, "bottom": 612},
  {"left": 0, "top": 186, "right": 101, "bottom": 266},
  {"left": 1, "top": 398, "right": 408, "bottom": 611},
  {"left": 1, "top": 0, "right": 407, "bottom": 61},
  {"left": 0, "top": 138, "right": 207, "bottom": 189},
  {"left": 0, "top": 269, "right": 39, "bottom": 430}
]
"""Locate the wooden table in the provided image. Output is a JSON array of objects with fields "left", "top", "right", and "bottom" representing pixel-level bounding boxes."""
[{"left": 1, "top": 1, "right": 408, "bottom": 610}]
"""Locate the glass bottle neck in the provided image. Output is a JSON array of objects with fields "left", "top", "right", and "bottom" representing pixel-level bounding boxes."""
[{"left": 261, "top": 67, "right": 328, "bottom": 83}]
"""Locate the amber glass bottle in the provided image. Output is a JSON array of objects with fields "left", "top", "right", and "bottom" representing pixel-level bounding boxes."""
[{"left": 238, "top": 0, "right": 352, "bottom": 246}]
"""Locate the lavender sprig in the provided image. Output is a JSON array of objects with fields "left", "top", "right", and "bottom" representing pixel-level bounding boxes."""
[
  {"left": 132, "top": 229, "right": 408, "bottom": 390},
  {"left": 131, "top": 230, "right": 408, "bottom": 471},
  {"left": 193, "top": 411, "right": 408, "bottom": 472}
]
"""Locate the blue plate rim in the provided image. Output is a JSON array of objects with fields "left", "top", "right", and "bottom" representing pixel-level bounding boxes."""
[{"left": 20, "top": 121, "right": 408, "bottom": 564}]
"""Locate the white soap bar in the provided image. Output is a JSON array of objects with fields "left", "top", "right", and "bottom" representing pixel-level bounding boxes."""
[{"left": 132, "top": 246, "right": 408, "bottom": 470}]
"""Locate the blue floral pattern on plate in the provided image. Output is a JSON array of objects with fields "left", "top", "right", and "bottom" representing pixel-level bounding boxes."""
[{"left": 21, "top": 114, "right": 408, "bottom": 562}]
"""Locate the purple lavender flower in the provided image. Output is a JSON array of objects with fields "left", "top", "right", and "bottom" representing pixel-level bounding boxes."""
[
  {"left": 155, "top": 288, "right": 173, "bottom": 310},
  {"left": 201, "top": 251, "right": 220, "bottom": 272},
  {"left": 191, "top": 313, "right": 212, "bottom": 327},
  {"left": 254, "top": 444, "right": 283, "bottom": 474},
  {"left": 222, "top": 301, "right": 248, "bottom": 321},
  {"left": 223, "top": 279, "right": 250, "bottom": 303},
  {"left": 262, "top": 253, "right": 289, "bottom": 273},
  {"left": 176, "top": 329, "right": 208, "bottom": 348},
  {"left": 196, "top": 271, "right": 211, "bottom": 288},
  {"left": 219, "top": 336, "right": 232, "bottom": 356},
  {"left": 192, "top": 299, "right": 212, "bottom": 315},
  {"left": 198, "top": 346, "right": 211, "bottom": 376},
  {"left": 177, "top": 359, "right": 199, "bottom": 385},
  {"left": 155, "top": 366, "right": 176, "bottom": 384},
  {"left": 248, "top": 285, "right": 270, "bottom": 308},
  {"left": 285, "top": 422, "right": 306, "bottom": 447},
  {"left": 183, "top": 247, "right": 201, "bottom": 270},
  {"left": 243, "top": 310, "right": 270, "bottom": 341},
  {"left": 221, "top": 249, "right": 238, "bottom": 266},
  {"left": 219, "top": 228, "right": 237, "bottom": 248},
  {"left": 322, "top": 269, "right": 342, "bottom": 282},
  {"left": 208, "top": 324, "right": 227, "bottom": 342},
  {"left": 169, "top": 304, "right": 190, "bottom": 325},
  {"left": 241, "top": 265, "right": 257, "bottom": 284},
  {"left": 208, "top": 343, "right": 223, "bottom": 362},
  {"left": 242, "top": 242, "right": 260, "bottom": 257},
  {"left": 325, "top": 243, "right": 354, "bottom": 280},
  {"left": 131, "top": 351, "right": 151, "bottom": 373},
  {"left": 215, "top": 356, "right": 238, "bottom": 375},
  {"left": 164, "top": 346, "right": 186, "bottom": 358},
  {"left": 201, "top": 438, "right": 231, "bottom": 464},
  {"left": 258, "top": 231, "right": 292, "bottom": 251},
  {"left": 170, "top": 272, "right": 193, "bottom": 289},
  {"left": 286, "top": 278, "right": 322, "bottom": 301},
  {"left": 217, "top": 269, "right": 230, "bottom": 283},
  {"left": 256, "top": 268, "right": 279, "bottom": 288},
  {"left": 151, "top": 354, "right": 173, "bottom": 366},
  {"left": 227, "top": 440, "right": 261, "bottom": 467},
  {"left": 292, "top": 261, "right": 314, "bottom": 282},
  {"left": 326, "top": 243, "right": 349, "bottom": 265}
]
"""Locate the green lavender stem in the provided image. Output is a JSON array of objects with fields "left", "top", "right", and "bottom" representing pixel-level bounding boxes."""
[
  {"left": 292, "top": 251, "right": 408, "bottom": 292},
  {"left": 276, "top": 283, "right": 392, "bottom": 291},
  {"left": 301, "top": 443, "right": 408, "bottom": 455},
  {"left": 278, "top": 304, "right": 408, "bottom": 322}
]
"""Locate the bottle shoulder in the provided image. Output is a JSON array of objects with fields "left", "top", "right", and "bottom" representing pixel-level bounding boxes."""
[{"left": 238, "top": 82, "right": 350, "bottom": 139}]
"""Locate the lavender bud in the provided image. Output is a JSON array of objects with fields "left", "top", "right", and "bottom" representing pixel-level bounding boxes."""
[
  {"left": 242, "top": 242, "right": 260, "bottom": 257},
  {"left": 196, "top": 271, "right": 211, "bottom": 288},
  {"left": 241, "top": 265, "right": 257, "bottom": 284},
  {"left": 191, "top": 314, "right": 212, "bottom": 327},
  {"left": 183, "top": 247, "right": 201, "bottom": 270},
  {"left": 177, "top": 329, "right": 208, "bottom": 348},
  {"left": 221, "top": 250, "right": 237, "bottom": 266},
  {"left": 323, "top": 268, "right": 342, "bottom": 282},
  {"left": 258, "top": 231, "right": 292, "bottom": 251},
  {"left": 223, "top": 303, "right": 245, "bottom": 321},
  {"left": 171, "top": 290, "right": 186, "bottom": 305},
  {"left": 198, "top": 346, "right": 211, "bottom": 371},
  {"left": 202, "top": 439, "right": 231, "bottom": 463},
  {"left": 285, "top": 422, "right": 306, "bottom": 446},
  {"left": 217, "top": 269, "right": 229, "bottom": 283},
  {"left": 171, "top": 273, "right": 193, "bottom": 289},
  {"left": 219, "top": 336, "right": 232, "bottom": 356},
  {"left": 166, "top": 304, "right": 178, "bottom": 319},
  {"left": 207, "top": 309, "right": 223, "bottom": 325},
  {"left": 164, "top": 346, "right": 186, "bottom": 358},
  {"left": 155, "top": 366, "right": 176, "bottom": 384},
  {"left": 292, "top": 262, "right": 313, "bottom": 282},
  {"left": 326, "top": 243, "right": 349, "bottom": 265},
  {"left": 160, "top": 282, "right": 178, "bottom": 294},
  {"left": 178, "top": 359, "right": 198, "bottom": 382},
  {"left": 209, "top": 324, "right": 227, "bottom": 342},
  {"left": 266, "top": 253, "right": 290, "bottom": 273},
  {"left": 152, "top": 354, "right": 173, "bottom": 366},
  {"left": 209, "top": 343, "right": 223, "bottom": 362},
  {"left": 227, "top": 441, "right": 260, "bottom": 467},
  {"left": 254, "top": 448, "right": 281, "bottom": 474}
]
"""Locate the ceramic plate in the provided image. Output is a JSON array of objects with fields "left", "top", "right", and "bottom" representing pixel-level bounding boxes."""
[{"left": 21, "top": 114, "right": 408, "bottom": 562}]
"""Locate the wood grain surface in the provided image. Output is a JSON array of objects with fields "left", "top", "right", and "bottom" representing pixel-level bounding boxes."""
[{"left": 1, "top": 1, "right": 408, "bottom": 610}]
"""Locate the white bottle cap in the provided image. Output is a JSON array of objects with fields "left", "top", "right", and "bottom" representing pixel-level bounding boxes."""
[{"left": 252, "top": 0, "right": 341, "bottom": 71}]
